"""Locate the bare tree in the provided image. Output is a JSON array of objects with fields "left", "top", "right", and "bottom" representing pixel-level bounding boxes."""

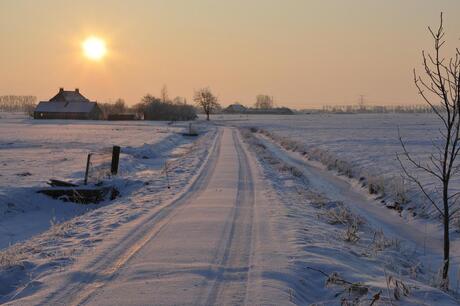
[
  {"left": 397, "top": 13, "right": 460, "bottom": 291},
  {"left": 172, "top": 96, "right": 187, "bottom": 105},
  {"left": 161, "top": 84, "right": 169, "bottom": 103},
  {"left": 113, "top": 98, "right": 126, "bottom": 113},
  {"left": 99, "top": 98, "right": 127, "bottom": 118},
  {"left": 193, "top": 87, "right": 220, "bottom": 121},
  {"left": 254, "top": 95, "right": 274, "bottom": 109},
  {"left": 0, "top": 95, "right": 37, "bottom": 113}
]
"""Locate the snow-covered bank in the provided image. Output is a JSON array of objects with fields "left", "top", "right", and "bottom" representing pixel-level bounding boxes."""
[
  {"left": 241, "top": 128, "right": 459, "bottom": 305},
  {"left": 0, "top": 117, "right": 217, "bottom": 303}
]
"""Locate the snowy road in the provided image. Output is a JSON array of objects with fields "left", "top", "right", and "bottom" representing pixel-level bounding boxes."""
[
  {"left": 13, "top": 128, "right": 292, "bottom": 306},
  {"left": 83, "top": 128, "right": 254, "bottom": 305}
]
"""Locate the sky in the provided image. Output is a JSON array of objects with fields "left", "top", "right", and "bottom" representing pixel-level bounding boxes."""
[{"left": 1, "top": 0, "right": 460, "bottom": 109}]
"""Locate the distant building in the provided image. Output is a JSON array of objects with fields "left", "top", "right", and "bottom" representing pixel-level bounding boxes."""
[
  {"left": 34, "top": 88, "right": 103, "bottom": 120},
  {"left": 224, "top": 103, "right": 248, "bottom": 113}
]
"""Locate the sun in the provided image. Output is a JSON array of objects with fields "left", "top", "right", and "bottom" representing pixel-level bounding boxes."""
[{"left": 82, "top": 36, "right": 107, "bottom": 61}]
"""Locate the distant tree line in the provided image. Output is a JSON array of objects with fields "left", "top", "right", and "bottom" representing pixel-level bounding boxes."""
[
  {"left": 134, "top": 87, "right": 197, "bottom": 121},
  {"left": 2, "top": 85, "right": 223, "bottom": 121},
  {"left": 0, "top": 95, "right": 37, "bottom": 114},
  {"left": 99, "top": 99, "right": 129, "bottom": 118},
  {"left": 254, "top": 95, "right": 274, "bottom": 109},
  {"left": 224, "top": 94, "right": 294, "bottom": 115},
  {"left": 321, "top": 104, "right": 435, "bottom": 113},
  {"left": 99, "top": 85, "right": 200, "bottom": 121}
]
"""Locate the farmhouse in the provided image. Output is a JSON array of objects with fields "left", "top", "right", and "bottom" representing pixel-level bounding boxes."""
[{"left": 34, "top": 88, "right": 103, "bottom": 120}]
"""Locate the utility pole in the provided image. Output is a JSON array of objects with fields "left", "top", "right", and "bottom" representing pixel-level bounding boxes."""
[{"left": 358, "top": 94, "right": 366, "bottom": 112}]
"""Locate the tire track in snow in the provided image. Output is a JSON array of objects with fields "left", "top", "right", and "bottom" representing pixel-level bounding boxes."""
[
  {"left": 202, "top": 129, "right": 255, "bottom": 306},
  {"left": 35, "top": 129, "right": 223, "bottom": 306}
]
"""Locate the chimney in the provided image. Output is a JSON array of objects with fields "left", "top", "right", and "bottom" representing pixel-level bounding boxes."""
[
  {"left": 75, "top": 88, "right": 79, "bottom": 93},
  {"left": 59, "top": 87, "right": 64, "bottom": 92}
]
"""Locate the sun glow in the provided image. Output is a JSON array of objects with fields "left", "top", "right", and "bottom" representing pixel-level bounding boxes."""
[{"left": 82, "top": 36, "right": 107, "bottom": 61}]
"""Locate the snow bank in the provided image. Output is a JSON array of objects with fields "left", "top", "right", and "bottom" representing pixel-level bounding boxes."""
[{"left": 241, "top": 128, "right": 459, "bottom": 305}]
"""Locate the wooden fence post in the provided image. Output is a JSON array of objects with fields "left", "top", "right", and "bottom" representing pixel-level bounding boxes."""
[
  {"left": 84, "top": 153, "right": 91, "bottom": 185},
  {"left": 111, "top": 146, "right": 121, "bottom": 175}
]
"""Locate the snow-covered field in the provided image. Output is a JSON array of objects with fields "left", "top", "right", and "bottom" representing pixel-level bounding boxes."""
[
  {"left": 216, "top": 113, "right": 440, "bottom": 180},
  {"left": 0, "top": 113, "right": 206, "bottom": 249}
]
